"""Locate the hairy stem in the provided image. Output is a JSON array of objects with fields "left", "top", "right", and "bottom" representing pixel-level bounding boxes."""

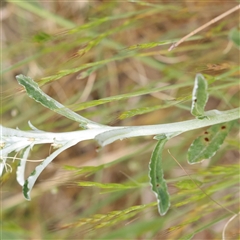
[{"left": 95, "top": 108, "right": 239, "bottom": 146}]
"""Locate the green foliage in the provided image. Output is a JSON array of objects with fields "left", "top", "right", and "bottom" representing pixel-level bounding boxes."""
[
  {"left": 175, "top": 179, "right": 203, "bottom": 190},
  {"left": 1, "top": 222, "right": 27, "bottom": 240},
  {"left": 77, "top": 181, "right": 139, "bottom": 191},
  {"left": 118, "top": 98, "right": 184, "bottom": 120},
  {"left": 126, "top": 40, "right": 174, "bottom": 50},
  {"left": 23, "top": 139, "right": 79, "bottom": 200},
  {"left": 71, "top": 81, "right": 190, "bottom": 111},
  {"left": 60, "top": 203, "right": 155, "bottom": 232},
  {"left": 188, "top": 121, "right": 234, "bottom": 164},
  {"left": 6, "top": 72, "right": 237, "bottom": 203},
  {"left": 63, "top": 165, "right": 105, "bottom": 176},
  {"left": 149, "top": 135, "right": 170, "bottom": 216},
  {"left": 2, "top": 1, "right": 239, "bottom": 239},
  {"left": 16, "top": 74, "right": 102, "bottom": 128},
  {"left": 191, "top": 74, "right": 209, "bottom": 118},
  {"left": 32, "top": 32, "right": 52, "bottom": 43},
  {"left": 229, "top": 27, "right": 240, "bottom": 49}
]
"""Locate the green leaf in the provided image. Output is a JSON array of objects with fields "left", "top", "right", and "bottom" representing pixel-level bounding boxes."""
[
  {"left": 72, "top": 82, "right": 190, "bottom": 111},
  {"left": 67, "top": 9, "right": 151, "bottom": 34},
  {"left": 229, "top": 27, "right": 240, "bottom": 49},
  {"left": 61, "top": 203, "right": 152, "bottom": 231},
  {"left": 191, "top": 74, "right": 208, "bottom": 118},
  {"left": 199, "top": 164, "right": 239, "bottom": 176},
  {"left": 64, "top": 165, "right": 104, "bottom": 176},
  {"left": 9, "top": 1, "right": 75, "bottom": 28},
  {"left": 149, "top": 136, "right": 170, "bottom": 216},
  {"left": 188, "top": 121, "right": 234, "bottom": 164},
  {"left": 16, "top": 74, "right": 104, "bottom": 129},
  {"left": 77, "top": 66, "right": 101, "bottom": 79},
  {"left": 32, "top": 32, "right": 52, "bottom": 43},
  {"left": 77, "top": 181, "right": 139, "bottom": 191},
  {"left": 118, "top": 99, "right": 183, "bottom": 120},
  {"left": 16, "top": 146, "right": 31, "bottom": 186},
  {"left": 119, "top": 105, "right": 162, "bottom": 120},
  {"left": 175, "top": 179, "right": 202, "bottom": 190},
  {"left": 39, "top": 54, "right": 133, "bottom": 84},
  {"left": 23, "top": 140, "right": 79, "bottom": 200},
  {"left": 180, "top": 213, "right": 230, "bottom": 240},
  {"left": 126, "top": 40, "right": 173, "bottom": 50}
]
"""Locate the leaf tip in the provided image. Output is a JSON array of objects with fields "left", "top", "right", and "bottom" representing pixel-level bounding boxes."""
[{"left": 23, "top": 180, "right": 31, "bottom": 201}]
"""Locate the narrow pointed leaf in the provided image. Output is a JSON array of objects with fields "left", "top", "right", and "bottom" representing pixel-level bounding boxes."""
[
  {"left": 23, "top": 139, "right": 78, "bottom": 200},
  {"left": 191, "top": 74, "right": 208, "bottom": 118},
  {"left": 72, "top": 82, "right": 191, "bottom": 111},
  {"left": 118, "top": 99, "right": 183, "bottom": 120},
  {"left": 149, "top": 135, "right": 170, "bottom": 216},
  {"left": 77, "top": 181, "right": 138, "bottom": 190},
  {"left": 16, "top": 146, "right": 31, "bottom": 186},
  {"left": 16, "top": 74, "right": 104, "bottom": 129},
  {"left": 126, "top": 40, "right": 173, "bottom": 50},
  {"left": 188, "top": 121, "right": 234, "bottom": 164},
  {"left": 64, "top": 165, "right": 104, "bottom": 177}
]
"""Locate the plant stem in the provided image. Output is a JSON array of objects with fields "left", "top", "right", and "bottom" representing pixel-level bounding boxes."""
[
  {"left": 1, "top": 108, "right": 239, "bottom": 148},
  {"left": 95, "top": 108, "right": 240, "bottom": 146}
]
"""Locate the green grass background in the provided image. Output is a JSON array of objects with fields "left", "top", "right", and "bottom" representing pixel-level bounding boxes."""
[{"left": 1, "top": 1, "right": 239, "bottom": 239}]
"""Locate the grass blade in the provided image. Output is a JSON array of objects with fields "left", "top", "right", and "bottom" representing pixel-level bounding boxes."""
[
  {"left": 126, "top": 40, "right": 174, "bottom": 50},
  {"left": 9, "top": 1, "right": 75, "bottom": 28},
  {"left": 77, "top": 181, "right": 139, "bottom": 191},
  {"left": 72, "top": 82, "right": 191, "bottom": 111}
]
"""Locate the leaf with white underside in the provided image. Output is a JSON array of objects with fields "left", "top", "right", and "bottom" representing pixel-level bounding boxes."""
[
  {"left": 191, "top": 74, "right": 208, "bottom": 118},
  {"left": 23, "top": 139, "right": 79, "bottom": 200},
  {"left": 149, "top": 135, "right": 170, "bottom": 216},
  {"left": 16, "top": 74, "right": 105, "bottom": 129},
  {"left": 16, "top": 146, "right": 31, "bottom": 186},
  {"left": 188, "top": 121, "right": 234, "bottom": 164}
]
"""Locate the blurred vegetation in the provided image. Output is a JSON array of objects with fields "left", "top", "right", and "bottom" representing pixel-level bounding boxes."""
[{"left": 1, "top": 1, "right": 239, "bottom": 239}]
